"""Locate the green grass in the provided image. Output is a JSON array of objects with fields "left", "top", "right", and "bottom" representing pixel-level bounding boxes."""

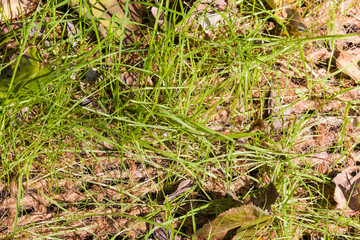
[{"left": 0, "top": 0, "right": 360, "bottom": 239}]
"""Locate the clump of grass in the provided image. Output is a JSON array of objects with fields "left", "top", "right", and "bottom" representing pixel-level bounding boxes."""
[{"left": 0, "top": 0, "right": 359, "bottom": 238}]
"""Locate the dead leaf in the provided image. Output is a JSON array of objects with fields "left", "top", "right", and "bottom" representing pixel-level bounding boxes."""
[
  {"left": 151, "top": 7, "right": 166, "bottom": 30},
  {"left": 333, "top": 166, "right": 360, "bottom": 214},
  {"left": 69, "top": 0, "right": 143, "bottom": 44},
  {"left": 253, "top": 182, "right": 279, "bottom": 215},
  {"left": 195, "top": 205, "right": 271, "bottom": 240},
  {"left": 262, "top": 182, "right": 279, "bottom": 211},
  {"left": 198, "top": 13, "right": 223, "bottom": 32},
  {"left": 153, "top": 218, "right": 180, "bottom": 240},
  {"left": 268, "top": 91, "right": 293, "bottom": 130},
  {"left": 213, "top": 0, "right": 228, "bottom": 11},
  {"left": 0, "top": 0, "right": 29, "bottom": 21},
  {"left": 335, "top": 47, "right": 360, "bottom": 83},
  {"left": 263, "top": 0, "right": 293, "bottom": 9},
  {"left": 247, "top": 119, "right": 265, "bottom": 133},
  {"left": 232, "top": 218, "right": 269, "bottom": 239},
  {"left": 165, "top": 179, "right": 193, "bottom": 203},
  {"left": 263, "top": 0, "right": 307, "bottom": 35},
  {"left": 285, "top": 7, "right": 307, "bottom": 32},
  {"left": 226, "top": 189, "right": 240, "bottom": 202}
]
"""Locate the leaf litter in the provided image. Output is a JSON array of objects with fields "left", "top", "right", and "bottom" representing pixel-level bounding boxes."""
[
  {"left": 195, "top": 204, "right": 272, "bottom": 240},
  {"left": 1, "top": 0, "right": 360, "bottom": 239},
  {"left": 333, "top": 166, "right": 360, "bottom": 214}
]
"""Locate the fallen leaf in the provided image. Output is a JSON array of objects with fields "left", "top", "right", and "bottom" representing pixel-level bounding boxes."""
[
  {"left": 333, "top": 166, "right": 360, "bottom": 214},
  {"left": 165, "top": 179, "right": 193, "bottom": 203},
  {"left": 84, "top": 68, "right": 102, "bottom": 83},
  {"left": 69, "top": 0, "right": 144, "bottom": 44},
  {"left": 0, "top": 0, "right": 29, "bottom": 21},
  {"left": 213, "top": 0, "right": 228, "bottom": 11},
  {"left": 198, "top": 13, "right": 223, "bottom": 32},
  {"left": 153, "top": 218, "right": 181, "bottom": 240},
  {"left": 195, "top": 205, "right": 271, "bottom": 240},
  {"left": 151, "top": 6, "right": 166, "bottom": 30},
  {"left": 263, "top": 0, "right": 293, "bottom": 9},
  {"left": 262, "top": 182, "right": 279, "bottom": 211},
  {"left": 335, "top": 47, "right": 360, "bottom": 83},
  {"left": 268, "top": 91, "right": 293, "bottom": 130},
  {"left": 232, "top": 218, "right": 269, "bottom": 239},
  {"left": 263, "top": 0, "right": 307, "bottom": 35},
  {"left": 247, "top": 119, "right": 265, "bottom": 133}
]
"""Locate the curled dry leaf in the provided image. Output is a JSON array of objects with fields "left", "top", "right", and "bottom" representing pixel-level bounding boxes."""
[
  {"left": 165, "top": 179, "right": 193, "bottom": 203},
  {"left": 153, "top": 218, "right": 181, "bottom": 240},
  {"left": 333, "top": 166, "right": 360, "bottom": 214},
  {"left": 335, "top": 47, "right": 360, "bottom": 83},
  {"left": 195, "top": 204, "right": 271, "bottom": 240},
  {"left": 255, "top": 182, "right": 279, "bottom": 211}
]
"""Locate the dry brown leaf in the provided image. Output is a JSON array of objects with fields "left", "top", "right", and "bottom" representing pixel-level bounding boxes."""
[
  {"left": 335, "top": 48, "right": 360, "bottom": 83},
  {"left": 194, "top": 0, "right": 228, "bottom": 13},
  {"left": 262, "top": 182, "right": 279, "bottom": 211},
  {"left": 165, "top": 179, "right": 193, "bottom": 203},
  {"left": 195, "top": 205, "right": 271, "bottom": 240},
  {"left": 0, "top": 0, "right": 28, "bottom": 21},
  {"left": 247, "top": 119, "right": 265, "bottom": 133},
  {"left": 284, "top": 6, "right": 307, "bottom": 33},
  {"left": 333, "top": 166, "right": 360, "bottom": 214},
  {"left": 253, "top": 182, "right": 279, "bottom": 216},
  {"left": 153, "top": 218, "right": 181, "bottom": 240},
  {"left": 120, "top": 71, "right": 139, "bottom": 85},
  {"left": 213, "top": 0, "right": 228, "bottom": 11}
]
